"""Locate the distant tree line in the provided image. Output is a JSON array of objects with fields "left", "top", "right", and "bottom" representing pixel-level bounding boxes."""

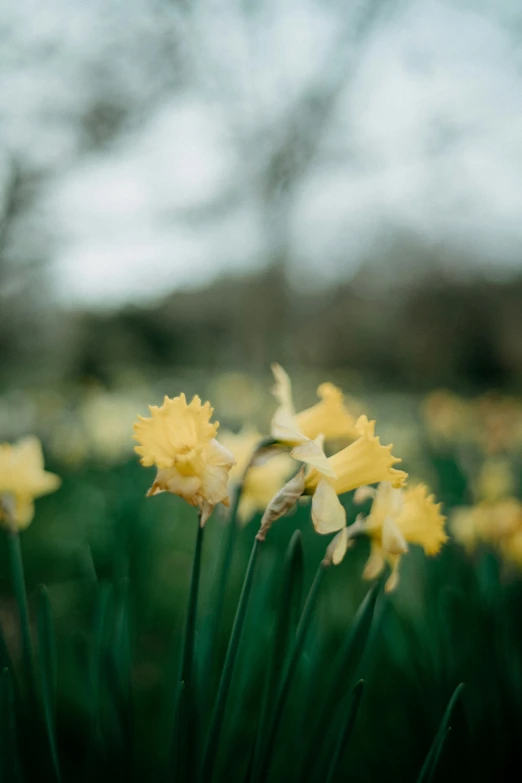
[{"left": 47, "top": 265, "right": 522, "bottom": 392}]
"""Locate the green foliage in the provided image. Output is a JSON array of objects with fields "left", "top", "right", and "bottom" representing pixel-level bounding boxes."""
[{"left": 1, "top": 445, "right": 522, "bottom": 782}]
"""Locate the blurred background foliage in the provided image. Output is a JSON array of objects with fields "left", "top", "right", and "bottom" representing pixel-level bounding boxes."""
[
  {"left": 2, "top": 0, "right": 522, "bottom": 779},
  {"left": 2, "top": 0, "right": 522, "bottom": 392}
]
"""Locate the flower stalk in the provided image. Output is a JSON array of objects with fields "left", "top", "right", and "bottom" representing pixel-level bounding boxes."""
[
  {"left": 175, "top": 511, "right": 205, "bottom": 781},
  {"left": 199, "top": 536, "right": 262, "bottom": 783},
  {"left": 4, "top": 521, "right": 37, "bottom": 701},
  {"left": 202, "top": 482, "right": 244, "bottom": 677},
  {"left": 179, "top": 510, "right": 205, "bottom": 688}
]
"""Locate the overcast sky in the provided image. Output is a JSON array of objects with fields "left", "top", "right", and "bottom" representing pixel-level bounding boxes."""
[{"left": 2, "top": 0, "right": 522, "bottom": 306}]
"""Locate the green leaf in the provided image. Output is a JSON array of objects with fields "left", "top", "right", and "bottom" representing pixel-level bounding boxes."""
[
  {"left": 417, "top": 683, "right": 465, "bottom": 783},
  {"left": 37, "top": 586, "right": 61, "bottom": 782},
  {"left": 5, "top": 530, "right": 37, "bottom": 701},
  {"left": 179, "top": 515, "right": 205, "bottom": 689},
  {"left": 175, "top": 515, "right": 205, "bottom": 782},
  {"left": 250, "top": 530, "right": 304, "bottom": 782},
  {"left": 102, "top": 578, "right": 134, "bottom": 775},
  {"left": 199, "top": 536, "right": 262, "bottom": 783},
  {"left": 0, "top": 625, "right": 13, "bottom": 674},
  {"left": 170, "top": 679, "right": 186, "bottom": 781},
  {"left": 0, "top": 668, "right": 21, "bottom": 783},
  {"left": 253, "top": 559, "right": 327, "bottom": 783},
  {"left": 324, "top": 680, "right": 365, "bottom": 783},
  {"left": 335, "top": 580, "right": 381, "bottom": 683},
  {"left": 89, "top": 583, "right": 114, "bottom": 756},
  {"left": 201, "top": 484, "right": 243, "bottom": 683},
  {"left": 300, "top": 581, "right": 380, "bottom": 781}
]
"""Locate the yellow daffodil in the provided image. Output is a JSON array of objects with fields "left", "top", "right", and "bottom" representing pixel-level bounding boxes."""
[
  {"left": 270, "top": 364, "right": 357, "bottom": 446},
  {"left": 219, "top": 427, "right": 293, "bottom": 525},
  {"left": 356, "top": 482, "right": 447, "bottom": 591},
  {"left": 295, "top": 382, "right": 359, "bottom": 442},
  {"left": 303, "top": 416, "right": 407, "bottom": 541},
  {"left": 306, "top": 417, "right": 407, "bottom": 497},
  {"left": 0, "top": 437, "right": 61, "bottom": 530},
  {"left": 133, "top": 394, "right": 235, "bottom": 525}
]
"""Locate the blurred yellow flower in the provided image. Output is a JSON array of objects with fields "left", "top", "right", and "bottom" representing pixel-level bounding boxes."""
[
  {"left": 452, "top": 498, "right": 522, "bottom": 555},
  {"left": 473, "top": 394, "right": 522, "bottom": 455},
  {"left": 0, "top": 437, "right": 61, "bottom": 530},
  {"left": 422, "top": 390, "right": 470, "bottom": 444},
  {"left": 133, "top": 394, "right": 235, "bottom": 525},
  {"left": 81, "top": 390, "right": 139, "bottom": 464},
  {"left": 358, "top": 482, "right": 447, "bottom": 591},
  {"left": 501, "top": 526, "right": 522, "bottom": 569},
  {"left": 219, "top": 427, "right": 293, "bottom": 525},
  {"left": 475, "top": 458, "right": 515, "bottom": 503},
  {"left": 270, "top": 364, "right": 357, "bottom": 446}
]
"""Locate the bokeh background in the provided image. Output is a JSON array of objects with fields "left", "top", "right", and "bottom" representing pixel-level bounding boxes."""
[{"left": 2, "top": 0, "right": 522, "bottom": 780}]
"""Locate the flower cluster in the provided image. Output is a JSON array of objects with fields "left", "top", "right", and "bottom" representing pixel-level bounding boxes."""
[{"left": 133, "top": 366, "right": 447, "bottom": 589}]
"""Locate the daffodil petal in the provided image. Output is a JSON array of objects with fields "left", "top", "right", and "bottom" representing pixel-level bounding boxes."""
[
  {"left": 363, "top": 542, "right": 386, "bottom": 580},
  {"left": 271, "top": 363, "right": 295, "bottom": 414},
  {"left": 271, "top": 407, "right": 308, "bottom": 445},
  {"left": 385, "top": 556, "right": 402, "bottom": 592},
  {"left": 311, "top": 479, "right": 346, "bottom": 534},
  {"left": 353, "top": 485, "right": 377, "bottom": 504},
  {"left": 291, "top": 440, "right": 336, "bottom": 477},
  {"left": 382, "top": 515, "right": 409, "bottom": 556},
  {"left": 327, "top": 527, "right": 351, "bottom": 565}
]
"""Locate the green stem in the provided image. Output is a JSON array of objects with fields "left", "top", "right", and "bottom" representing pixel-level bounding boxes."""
[
  {"left": 250, "top": 531, "right": 303, "bottom": 783},
  {"left": 37, "top": 587, "right": 61, "bottom": 782},
  {"left": 255, "top": 561, "right": 327, "bottom": 783},
  {"left": 324, "top": 680, "right": 365, "bottom": 783},
  {"left": 199, "top": 537, "right": 261, "bottom": 783},
  {"left": 5, "top": 530, "right": 37, "bottom": 699},
  {"left": 204, "top": 484, "right": 243, "bottom": 670},
  {"left": 172, "top": 512, "right": 205, "bottom": 782},
  {"left": 179, "top": 512, "right": 205, "bottom": 687}
]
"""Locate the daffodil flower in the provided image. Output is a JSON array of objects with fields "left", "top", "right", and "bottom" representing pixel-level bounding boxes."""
[
  {"left": 304, "top": 416, "right": 407, "bottom": 541},
  {"left": 270, "top": 364, "right": 356, "bottom": 475},
  {"left": 133, "top": 394, "right": 235, "bottom": 525},
  {"left": 0, "top": 437, "right": 61, "bottom": 530},
  {"left": 346, "top": 482, "right": 447, "bottom": 591}
]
